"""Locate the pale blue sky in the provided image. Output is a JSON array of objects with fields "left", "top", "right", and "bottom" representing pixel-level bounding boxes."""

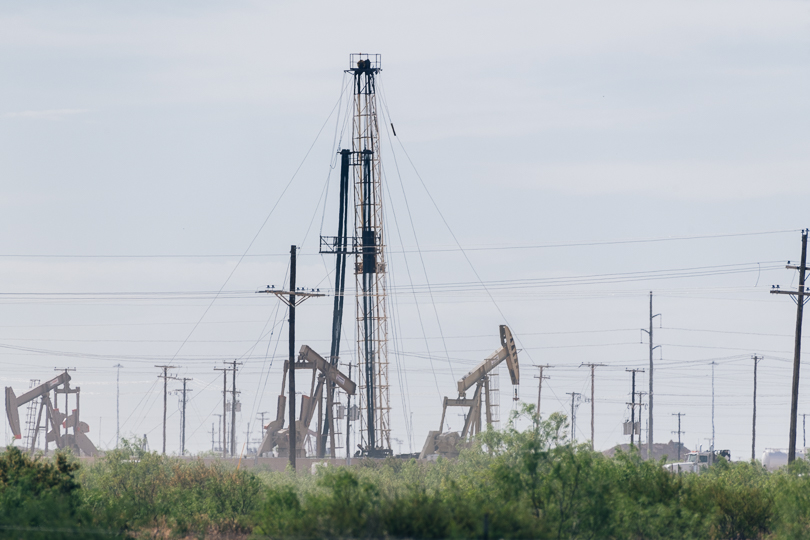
[{"left": 1, "top": 1, "right": 809, "bottom": 458}]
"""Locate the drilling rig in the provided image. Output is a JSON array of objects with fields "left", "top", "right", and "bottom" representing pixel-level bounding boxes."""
[
  {"left": 319, "top": 54, "right": 391, "bottom": 458},
  {"left": 420, "top": 325, "right": 520, "bottom": 459}
]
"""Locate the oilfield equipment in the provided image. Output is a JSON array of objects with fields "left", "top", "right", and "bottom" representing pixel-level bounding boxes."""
[
  {"left": 314, "top": 53, "right": 392, "bottom": 458},
  {"left": 257, "top": 345, "right": 356, "bottom": 458},
  {"left": 5, "top": 372, "right": 98, "bottom": 456},
  {"left": 420, "top": 325, "right": 520, "bottom": 459}
]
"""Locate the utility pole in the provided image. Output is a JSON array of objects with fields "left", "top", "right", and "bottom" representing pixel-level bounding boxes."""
[
  {"left": 711, "top": 360, "right": 717, "bottom": 456},
  {"left": 752, "top": 355, "right": 761, "bottom": 461},
  {"left": 155, "top": 365, "right": 177, "bottom": 455},
  {"left": 174, "top": 377, "right": 193, "bottom": 455},
  {"left": 671, "top": 413, "right": 685, "bottom": 461},
  {"left": 637, "top": 391, "right": 647, "bottom": 452},
  {"left": 533, "top": 365, "right": 551, "bottom": 423},
  {"left": 771, "top": 229, "right": 808, "bottom": 463},
  {"left": 213, "top": 413, "right": 223, "bottom": 452},
  {"left": 224, "top": 360, "right": 242, "bottom": 457},
  {"left": 802, "top": 414, "right": 808, "bottom": 449},
  {"left": 346, "top": 361, "right": 353, "bottom": 465},
  {"left": 214, "top": 367, "right": 228, "bottom": 457},
  {"left": 581, "top": 363, "right": 605, "bottom": 449},
  {"left": 640, "top": 292, "right": 661, "bottom": 460},
  {"left": 258, "top": 245, "right": 324, "bottom": 470},
  {"left": 114, "top": 364, "right": 122, "bottom": 448},
  {"left": 257, "top": 411, "right": 269, "bottom": 432},
  {"left": 209, "top": 423, "right": 215, "bottom": 452},
  {"left": 566, "top": 392, "right": 582, "bottom": 442},
  {"left": 626, "top": 369, "right": 644, "bottom": 448}
]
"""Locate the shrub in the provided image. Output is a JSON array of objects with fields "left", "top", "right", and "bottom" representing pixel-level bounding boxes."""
[{"left": 0, "top": 446, "right": 116, "bottom": 539}]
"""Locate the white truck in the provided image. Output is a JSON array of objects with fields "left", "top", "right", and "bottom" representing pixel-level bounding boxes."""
[{"left": 663, "top": 449, "right": 731, "bottom": 474}]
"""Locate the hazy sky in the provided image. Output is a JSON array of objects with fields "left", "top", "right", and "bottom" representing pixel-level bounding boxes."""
[{"left": 1, "top": 1, "right": 809, "bottom": 459}]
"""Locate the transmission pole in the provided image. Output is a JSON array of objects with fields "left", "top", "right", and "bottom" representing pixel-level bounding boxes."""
[
  {"left": 626, "top": 369, "right": 644, "bottom": 448},
  {"left": 114, "top": 363, "right": 122, "bottom": 448},
  {"left": 581, "top": 363, "right": 605, "bottom": 449},
  {"left": 566, "top": 392, "right": 582, "bottom": 442},
  {"left": 214, "top": 367, "right": 228, "bottom": 457},
  {"left": 257, "top": 411, "right": 269, "bottom": 433},
  {"left": 711, "top": 361, "right": 717, "bottom": 455},
  {"left": 533, "top": 365, "right": 551, "bottom": 422},
  {"left": 640, "top": 292, "right": 661, "bottom": 460},
  {"left": 258, "top": 245, "right": 324, "bottom": 470},
  {"left": 671, "top": 413, "right": 685, "bottom": 461},
  {"left": 752, "top": 355, "right": 761, "bottom": 461},
  {"left": 213, "top": 414, "right": 223, "bottom": 452},
  {"left": 155, "top": 365, "right": 177, "bottom": 455},
  {"left": 802, "top": 414, "right": 808, "bottom": 449},
  {"left": 771, "top": 229, "right": 808, "bottom": 463},
  {"left": 174, "top": 377, "right": 193, "bottom": 455},
  {"left": 638, "top": 392, "right": 647, "bottom": 453},
  {"left": 224, "top": 360, "right": 242, "bottom": 457}
]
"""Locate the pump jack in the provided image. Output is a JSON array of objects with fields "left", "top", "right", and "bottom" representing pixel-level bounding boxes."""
[
  {"left": 420, "top": 325, "right": 520, "bottom": 459},
  {"left": 257, "top": 345, "right": 356, "bottom": 458},
  {"left": 5, "top": 372, "right": 98, "bottom": 456}
]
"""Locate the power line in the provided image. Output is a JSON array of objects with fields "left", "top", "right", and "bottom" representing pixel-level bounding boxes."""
[{"left": 1, "top": 229, "right": 792, "bottom": 258}]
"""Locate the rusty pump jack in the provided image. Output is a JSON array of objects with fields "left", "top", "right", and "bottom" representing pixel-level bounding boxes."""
[
  {"left": 420, "top": 325, "right": 520, "bottom": 459},
  {"left": 257, "top": 345, "right": 356, "bottom": 458},
  {"left": 5, "top": 372, "right": 98, "bottom": 456}
]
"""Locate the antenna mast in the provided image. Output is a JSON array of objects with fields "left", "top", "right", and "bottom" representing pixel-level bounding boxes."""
[{"left": 348, "top": 53, "right": 391, "bottom": 457}]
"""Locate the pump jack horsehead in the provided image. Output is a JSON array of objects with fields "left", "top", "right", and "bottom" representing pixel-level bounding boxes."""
[
  {"left": 420, "top": 325, "right": 520, "bottom": 459},
  {"left": 257, "top": 345, "right": 356, "bottom": 458},
  {"left": 5, "top": 372, "right": 99, "bottom": 456}
]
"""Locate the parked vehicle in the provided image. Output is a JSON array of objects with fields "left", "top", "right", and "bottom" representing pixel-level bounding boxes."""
[
  {"left": 761, "top": 448, "right": 807, "bottom": 471},
  {"left": 663, "top": 449, "right": 731, "bottom": 474}
]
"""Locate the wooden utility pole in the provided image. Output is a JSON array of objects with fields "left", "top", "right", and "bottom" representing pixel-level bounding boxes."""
[
  {"left": 641, "top": 292, "right": 661, "bottom": 460},
  {"left": 671, "top": 412, "right": 685, "bottom": 461},
  {"left": 771, "top": 229, "right": 808, "bottom": 463},
  {"left": 566, "top": 392, "right": 582, "bottom": 442},
  {"left": 533, "top": 365, "right": 551, "bottom": 423},
  {"left": 213, "top": 413, "right": 223, "bottom": 452},
  {"left": 114, "top": 364, "right": 123, "bottom": 448},
  {"left": 752, "top": 355, "right": 761, "bottom": 461},
  {"left": 710, "top": 360, "right": 717, "bottom": 456},
  {"left": 214, "top": 367, "right": 228, "bottom": 457},
  {"left": 258, "top": 245, "right": 324, "bottom": 470},
  {"left": 174, "top": 377, "right": 193, "bottom": 455},
  {"left": 626, "top": 369, "right": 644, "bottom": 448},
  {"left": 155, "top": 365, "right": 177, "bottom": 455},
  {"left": 224, "top": 360, "right": 242, "bottom": 457},
  {"left": 581, "top": 363, "right": 605, "bottom": 449}
]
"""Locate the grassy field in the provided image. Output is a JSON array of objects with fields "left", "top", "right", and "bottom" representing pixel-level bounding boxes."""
[{"left": 2, "top": 405, "right": 810, "bottom": 539}]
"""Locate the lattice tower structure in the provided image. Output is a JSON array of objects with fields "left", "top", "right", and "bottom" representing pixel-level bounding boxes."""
[
  {"left": 349, "top": 54, "right": 391, "bottom": 455},
  {"left": 23, "top": 378, "right": 41, "bottom": 451},
  {"left": 488, "top": 370, "right": 500, "bottom": 428}
]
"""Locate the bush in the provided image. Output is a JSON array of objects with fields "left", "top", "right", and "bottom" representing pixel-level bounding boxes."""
[
  {"left": 80, "top": 442, "right": 262, "bottom": 536},
  {"left": 0, "top": 446, "right": 116, "bottom": 539}
]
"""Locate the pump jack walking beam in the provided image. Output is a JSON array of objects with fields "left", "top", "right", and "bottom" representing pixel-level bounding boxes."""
[
  {"left": 421, "top": 326, "right": 520, "bottom": 458},
  {"left": 257, "top": 345, "right": 356, "bottom": 457},
  {"left": 5, "top": 373, "right": 98, "bottom": 456}
]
